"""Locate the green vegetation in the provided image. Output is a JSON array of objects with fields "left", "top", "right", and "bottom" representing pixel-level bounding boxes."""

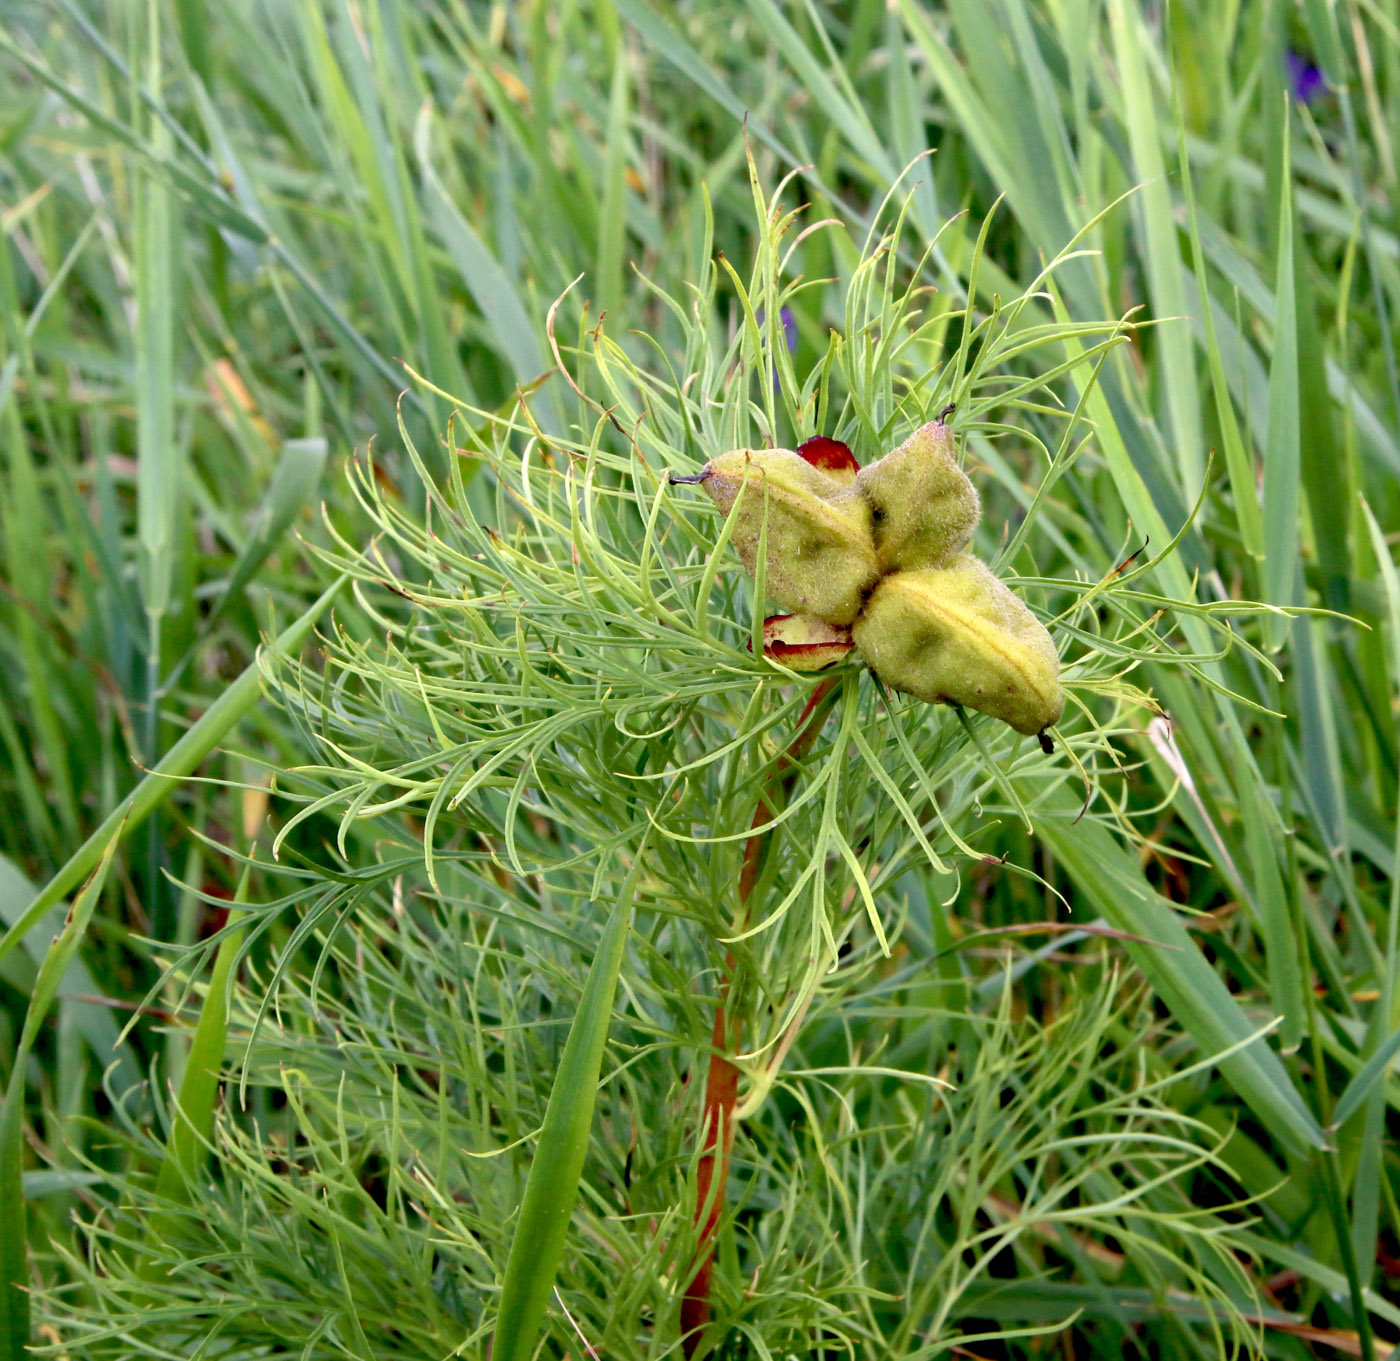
[{"left": 1, "top": 2, "right": 1398, "bottom": 1358}]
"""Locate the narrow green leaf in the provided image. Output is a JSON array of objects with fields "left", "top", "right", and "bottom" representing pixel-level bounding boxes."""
[
  {"left": 1331, "top": 1027, "right": 1400, "bottom": 1131},
  {"left": 1235, "top": 1229, "right": 1400, "bottom": 1331},
  {"left": 1230, "top": 731, "right": 1306, "bottom": 1053},
  {"left": 595, "top": 46, "right": 630, "bottom": 319},
  {"left": 1361, "top": 500, "right": 1400, "bottom": 693},
  {"left": 606, "top": 0, "right": 798, "bottom": 167},
  {"left": 1292, "top": 610, "right": 1348, "bottom": 860},
  {"left": 20, "top": 1171, "right": 103, "bottom": 1200},
  {"left": 1295, "top": 319, "right": 1351, "bottom": 609},
  {"left": 135, "top": 41, "right": 180, "bottom": 631},
  {"left": 1299, "top": 0, "right": 1346, "bottom": 89},
  {"left": 1, "top": 405, "right": 79, "bottom": 843},
  {"left": 1, "top": 833, "right": 120, "bottom": 1361},
  {"left": 490, "top": 855, "right": 641, "bottom": 1361},
  {"left": 885, "top": 5, "right": 939, "bottom": 239},
  {"left": 1175, "top": 113, "right": 1263, "bottom": 558},
  {"left": 0, "top": 29, "right": 267, "bottom": 243},
  {"left": 1262, "top": 111, "right": 1299, "bottom": 642},
  {"left": 142, "top": 904, "right": 246, "bottom": 1277},
  {"left": 417, "top": 129, "right": 550, "bottom": 396},
  {"left": 209, "top": 437, "right": 327, "bottom": 625},
  {"left": 746, "top": 0, "right": 895, "bottom": 185},
  {"left": 172, "top": 0, "right": 212, "bottom": 85},
  {"left": 154, "top": 910, "right": 245, "bottom": 1200},
  {"left": 1109, "top": 0, "right": 1202, "bottom": 490},
  {"left": 0, "top": 854, "right": 137, "bottom": 1091},
  {"left": 1028, "top": 787, "right": 1325, "bottom": 1155},
  {"left": 0, "top": 577, "right": 346, "bottom": 970}
]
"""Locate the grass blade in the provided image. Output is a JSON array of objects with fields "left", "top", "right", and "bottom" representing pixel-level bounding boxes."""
[
  {"left": 0, "top": 577, "right": 346, "bottom": 971},
  {"left": 207, "top": 436, "right": 327, "bottom": 628},
  {"left": 1262, "top": 111, "right": 1299, "bottom": 642},
  {"left": 1030, "top": 787, "right": 1325, "bottom": 1155},
  {"left": 1, "top": 832, "right": 120, "bottom": 1361},
  {"left": 153, "top": 910, "right": 246, "bottom": 1205},
  {"left": 0, "top": 854, "right": 138, "bottom": 1091},
  {"left": 1175, "top": 115, "right": 1263, "bottom": 559},
  {"left": 1331, "top": 1026, "right": 1400, "bottom": 1131},
  {"left": 595, "top": 42, "right": 631, "bottom": 319},
  {"left": 417, "top": 145, "right": 551, "bottom": 398},
  {"left": 139, "top": 874, "right": 249, "bottom": 1280},
  {"left": 490, "top": 854, "right": 641, "bottom": 1361},
  {"left": 1109, "top": 0, "right": 1202, "bottom": 490}
]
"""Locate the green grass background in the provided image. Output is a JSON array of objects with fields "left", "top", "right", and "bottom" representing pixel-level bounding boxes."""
[{"left": 1, "top": 1, "right": 1399, "bottom": 1357}]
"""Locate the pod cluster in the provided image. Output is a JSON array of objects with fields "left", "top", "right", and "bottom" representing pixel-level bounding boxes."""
[{"left": 672, "top": 417, "right": 1062, "bottom": 740}]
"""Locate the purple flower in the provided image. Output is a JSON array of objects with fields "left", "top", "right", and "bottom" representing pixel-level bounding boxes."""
[
  {"left": 1287, "top": 49, "right": 1326, "bottom": 104},
  {"left": 756, "top": 306, "right": 799, "bottom": 392},
  {"left": 756, "top": 306, "right": 799, "bottom": 354},
  {"left": 778, "top": 306, "right": 797, "bottom": 354}
]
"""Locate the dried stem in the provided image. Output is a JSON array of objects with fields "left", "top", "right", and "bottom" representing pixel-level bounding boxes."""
[{"left": 680, "top": 677, "right": 840, "bottom": 1356}]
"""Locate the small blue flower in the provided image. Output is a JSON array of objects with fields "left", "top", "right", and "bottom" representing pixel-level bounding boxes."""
[{"left": 1287, "top": 49, "right": 1326, "bottom": 105}]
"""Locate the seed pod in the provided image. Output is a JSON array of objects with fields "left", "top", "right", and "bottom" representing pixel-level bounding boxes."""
[
  {"left": 855, "top": 418, "right": 979, "bottom": 572},
  {"left": 793, "top": 435, "right": 859, "bottom": 484},
  {"left": 673, "top": 448, "right": 880, "bottom": 625},
  {"left": 757, "top": 613, "right": 855, "bottom": 672},
  {"left": 852, "top": 555, "right": 1062, "bottom": 737}
]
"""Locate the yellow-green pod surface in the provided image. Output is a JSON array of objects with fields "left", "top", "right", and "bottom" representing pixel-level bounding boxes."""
[
  {"left": 854, "top": 420, "right": 980, "bottom": 573},
  {"left": 696, "top": 448, "right": 880, "bottom": 626},
  {"left": 852, "top": 556, "right": 1062, "bottom": 736}
]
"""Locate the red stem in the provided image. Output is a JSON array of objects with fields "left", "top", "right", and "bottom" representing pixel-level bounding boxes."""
[{"left": 680, "top": 679, "right": 839, "bottom": 1356}]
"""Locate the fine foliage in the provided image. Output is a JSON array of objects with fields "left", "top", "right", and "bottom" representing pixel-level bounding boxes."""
[{"left": 2, "top": 3, "right": 1398, "bottom": 1360}]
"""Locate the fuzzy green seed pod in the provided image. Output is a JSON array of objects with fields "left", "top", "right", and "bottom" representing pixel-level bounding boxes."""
[
  {"left": 852, "top": 555, "right": 1062, "bottom": 736},
  {"left": 855, "top": 418, "right": 979, "bottom": 573},
  {"left": 675, "top": 448, "right": 880, "bottom": 626}
]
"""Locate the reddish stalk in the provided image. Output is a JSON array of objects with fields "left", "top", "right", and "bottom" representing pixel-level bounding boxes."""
[{"left": 680, "top": 678, "right": 840, "bottom": 1357}]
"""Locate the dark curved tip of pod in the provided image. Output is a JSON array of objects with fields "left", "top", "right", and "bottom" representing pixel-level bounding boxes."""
[
  {"left": 667, "top": 469, "right": 709, "bottom": 485},
  {"left": 937, "top": 404, "right": 957, "bottom": 425}
]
